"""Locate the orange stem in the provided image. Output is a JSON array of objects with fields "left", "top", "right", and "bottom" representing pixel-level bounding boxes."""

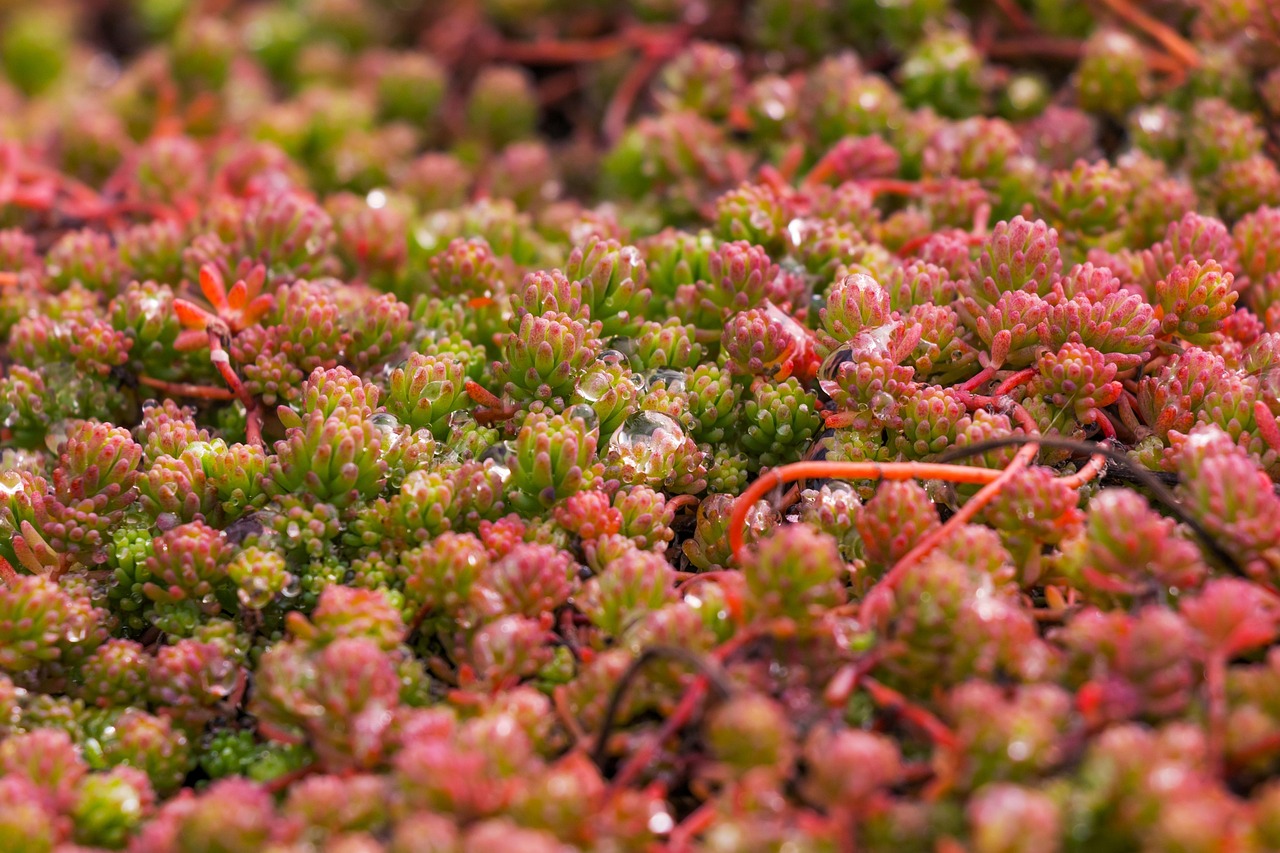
[
  {"left": 493, "top": 35, "right": 631, "bottom": 65},
  {"left": 1058, "top": 454, "right": 1107, "bottom": 490},
  {"left": 1094, "top": 0, "right": 1200, "bottom": 68},
  {"left": 728, "top": 460, "right": 1008, "bottom": 563},
  {"left": 857, "top": 443, "right": 1039, "bottom": 622},
  {"left": 137, "top": 376, "right": 237, "bottom": 401}
]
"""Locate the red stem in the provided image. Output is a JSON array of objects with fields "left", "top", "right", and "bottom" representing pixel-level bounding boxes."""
[
  {"left": 992, "top": 368, "right": 1035, "bottom": 398},
  {"left": 956, "top": 364, "right": 997, "bottom": 394},
  {"left": 207, "top": 330, "right": 263, "bottom": 448},
  {"left": 493, "top": 34, "right": 631, "bottom": 65},
  {"left": 728, "top": 460, "right": 1010, "bottom": 563},
  {"left": 857, "top": 442, "right": 1041, "bottom": 623},
  {"left": 1089, "top": 408, "right": 1118, "bottom": 441},
  {"left": 610, "top": 676, "right": 708, "bottom": 791},
  {"left": 1093, "top": 0, "right": 1200, "bottom": 68},
  {"left": 665, "top": 494, "right": 700, "bottom": 514},
  {"left": 1058, "top": 454, "right": 1108, "bottom": 490},
  {"left": 862, "top": 677, "right": 957, "bottom": 750},
  {"left": 137, "top": 376, "right": 237, "bottom": 401}
]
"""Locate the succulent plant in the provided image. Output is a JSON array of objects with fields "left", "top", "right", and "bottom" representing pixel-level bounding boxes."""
[{"left": 0, "top": 3, "right": 1278, "bottom": 849}]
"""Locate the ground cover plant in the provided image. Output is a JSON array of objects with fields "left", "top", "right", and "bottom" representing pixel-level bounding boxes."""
[{"left": 4, "top": 0, "right": 1280, "bottom": 849}]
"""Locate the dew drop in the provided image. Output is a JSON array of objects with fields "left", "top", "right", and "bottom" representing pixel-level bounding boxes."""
[
  {"left": 479, "top": 441, "right": 514, "bottom": 484},
  {"left": 644, "top": 367, "right": 686, "bottom": 393},
  {"left": 608, "top": 412, "right": 685, "bottom": 477},
  {"left": 575, "top": 369, "right": 613, "bottom": 403},
  {"left": 0, "top": 471, "right": 24, "bottom": 497},
  {"left": 369, "top": 412, "right": 402, "bottom": 452},
  {"left": 568, "top": 403, "right": 599, "bottom": 430}
]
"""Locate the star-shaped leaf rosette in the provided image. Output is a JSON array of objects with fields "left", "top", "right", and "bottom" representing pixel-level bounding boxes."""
[
  {"left": 170, "top": 264, "right": 273, "bottom": 444},
  {"left": 173, "top": 264, "right": 273, "bottom": 352}
]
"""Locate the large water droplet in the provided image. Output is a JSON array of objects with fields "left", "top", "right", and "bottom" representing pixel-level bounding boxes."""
[
  {"left": 818, "top": 343, "right": 855, "bottom": 398},
  {"left": 605, "top": 336, "right": 641, "bottom": 368},
  {"left": 568, "top": 403, "right": 599, "bottom": 431},
  {"left": 596, "top": 349, "right": 627, "bottom": 367},
  {"left": 44, "top": 420, "right": 73, "bottom": 454},
  {"left": 479, "top": 441, "right": 514, "bottom": 484},
  {"left": 0, "top": 471, "right": 24, "bottom": 497},
  {"left": 644, "top": 368, "right": 686, "bottom": 393},
  {"left": 870, "top": 391, "right": 895, "bottom": 420},
  {"left": 201, "top": 660, "right": 239, "bottom": 699},
  {"left": 576, "top": 369, "right": 613, "bottom": 403},
  {"left": 608, "top": 412, "right": 685, "bottom": 477},
  {"left": 369, "top": 412, "right": 402, "bottom": 453}
]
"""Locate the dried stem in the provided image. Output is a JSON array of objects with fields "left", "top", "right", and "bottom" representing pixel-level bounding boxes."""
[
  {"left": 938, "top": 435, "right": 1245, "bottom": 574},
  {"left": 593, "top": 644, "right": 735, "bottom": 773}
]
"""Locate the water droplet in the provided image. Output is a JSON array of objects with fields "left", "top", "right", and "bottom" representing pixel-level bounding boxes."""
[
  {"left": 644, "top": 368, "right": 686, "bottom": 393},
  {"left": 285, "top": 521, "right": 302, "bottom": 540},
  {"left": 479, "top": 441, "right": 514, "bottom": 484},
  {"left": 575, "top": 369, "right": 613, "bottom": 403},
  {"left": 156, "top": 513, "right": 179, "bottom": 532},
  {"left": 852, "top": 322, "right": 898, "bottom": 357},
  {"left": 818, "top": 344, "right": 855, "bottom": 398},
  {"left": 184, "top": 441, "right": 215, "bottom": 463},
  {"left": 787, "top": 217, "right": 807, "bottom": 248},
  {"left": 608, "top": 412, "right": 685, "bottom": 477},
  {"left": 606, "top": 336, "right": 641, "bottom": 368},
  {"left": 44, "top": 420, "right": 73, "bottom": 454},
  {"left": 648, "top": 808, "right": 675, "bottom": 835},
  {"left": 369, "top": 412, "right": 402, "bottom": 452},
  {"left": 596, "top": 349, "right": 626, "bottom": 367},
  {"left": 65, "top": 624, "right": 86, "bottom": 643},
  {"left": 568, "top": 403, "right": 599, "bottom": 430},
  {"left": 0, "top": 471, "right": 24, "bottom": 497},
  {"left": 281, "top": 575, "right": 302, "bottom": 599},
  {"left": 201, "top": 660, "right": 238, "bottom": 699}
]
